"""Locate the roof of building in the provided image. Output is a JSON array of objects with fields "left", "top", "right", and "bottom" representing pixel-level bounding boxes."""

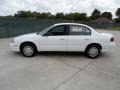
[{"left": 90, "top": 17, "right": 113, "bottom": 23}]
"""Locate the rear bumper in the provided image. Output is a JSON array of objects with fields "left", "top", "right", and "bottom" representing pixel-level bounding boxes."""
[
  {"left": 102, "top": 42, "right": 115, "bottom": 52},
  {"left": 9, "top": 43, "right": 20, "bottom": 52}
]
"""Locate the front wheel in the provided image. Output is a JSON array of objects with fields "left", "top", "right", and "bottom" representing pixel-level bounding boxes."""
[
  {"left": 20, "top": 43, "right": 37, "bottom": 57},
  {"left": 85, "top": 45, "right": 101, "bottom": 59}
]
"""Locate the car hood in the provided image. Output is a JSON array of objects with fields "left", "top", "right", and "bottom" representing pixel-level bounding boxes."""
[{"left": 15, "top": 33, "right": 37, "bottom": 39}]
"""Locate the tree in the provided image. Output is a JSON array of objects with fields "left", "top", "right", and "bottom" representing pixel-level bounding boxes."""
[
  {"left": 116, "top": 8, "right": 120, "bottom": 18},
  {"left": 14, "top": 11, "right": 52, "bottom": 18},
  {"left": 37, "top": 12, "right": 52, "bottom": 18},
  {"left": 114, "top": 18, "right": 120, "bottom": 23},
  {"left": 65, "top": 12, "right": 88, "bottom": 21},
  {"left": 101, "top": 12, "right": 112, "bottom": 19},
  {"left": 55, "top": 13, "right": 65, "bottom": 19},
  {"left": 14, "top": 10, "right": 37, "bottom": 18},
  {"left": 32, "top": 12, "right": 40, "bottom": 18},
  {"left": 14, "top": 10, "right": 26, "bottom": 18},
  {"left": 71, "top": 12, "right": 81, "bottom": 21},
  {"left": 79, "top": 13, "right": 88, "bottom": 21},
  {"left": 90, "top": 9, "right": 101, "bottom": 20}
]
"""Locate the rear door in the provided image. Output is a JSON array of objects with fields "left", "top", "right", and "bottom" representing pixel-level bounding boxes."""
[{"left": 67, "top": 25, "right": 92, "bottom": 51}]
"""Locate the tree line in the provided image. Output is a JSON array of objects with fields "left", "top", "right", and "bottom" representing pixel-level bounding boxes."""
[{"left": 0, "top": 8, "right": 120, "bottom": 23}]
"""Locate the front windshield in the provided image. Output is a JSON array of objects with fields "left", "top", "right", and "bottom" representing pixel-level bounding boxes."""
[{"left": 39, "top": 25, "right": 54, "bottom": 35}]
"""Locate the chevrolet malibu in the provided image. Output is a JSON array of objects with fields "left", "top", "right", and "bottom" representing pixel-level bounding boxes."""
[{"left": 10, "top": 23, "right": 115, "bottom": 58}]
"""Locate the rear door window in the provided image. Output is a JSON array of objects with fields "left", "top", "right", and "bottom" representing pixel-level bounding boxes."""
[{"left": 69, "top": 25, "right": 91, "bottom": 35}]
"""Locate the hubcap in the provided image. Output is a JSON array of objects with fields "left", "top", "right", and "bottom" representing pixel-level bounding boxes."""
[
  {"left": 23, "top": 46, "right": 34, "bottom": 56},
  {"left": 88, "top": 47, "right": 99, "bottom": 57}
]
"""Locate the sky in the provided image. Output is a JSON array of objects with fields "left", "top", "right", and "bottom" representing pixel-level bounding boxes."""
[{"left": 0, "top": 0, "right": 120, "bottom": 17}]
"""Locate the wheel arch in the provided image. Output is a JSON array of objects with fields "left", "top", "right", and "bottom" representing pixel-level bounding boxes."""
[
  {"left": 85, "top": 43, "right": 102, "bottom": 51},
  {"left": 20, "top": 41, "right": 38, "bottom": 51}
]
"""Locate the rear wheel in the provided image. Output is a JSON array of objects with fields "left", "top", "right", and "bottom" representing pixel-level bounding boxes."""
[
  {"left": 20, "top": 43, "right": 37, "bottom": 57},
  {"left": 85, "top": 45, "right": 101, "bottom": 59}
]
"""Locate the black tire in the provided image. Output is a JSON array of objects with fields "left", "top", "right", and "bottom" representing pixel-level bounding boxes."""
[
  {"left": 20, "top": 43, "right": 37, "bottom": 57},
  {"left": 85, "top": 45, "right": 101, "bottom": 59}
]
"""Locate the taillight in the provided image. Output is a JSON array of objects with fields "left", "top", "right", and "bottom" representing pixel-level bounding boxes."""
[{"left": 110, "top": 37, "right": 114, "bottom": 42}]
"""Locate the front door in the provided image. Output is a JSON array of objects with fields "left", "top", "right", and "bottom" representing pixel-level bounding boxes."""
[{"left": 39, "top": 25, "right": 68, "bottom": 51}]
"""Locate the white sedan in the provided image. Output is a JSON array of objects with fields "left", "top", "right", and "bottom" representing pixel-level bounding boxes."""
[{"left": 10, "top": 23, "right": 115, "bottom": 58}]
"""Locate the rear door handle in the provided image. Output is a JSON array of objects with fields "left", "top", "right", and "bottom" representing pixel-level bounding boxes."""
[
  {"left": 60, "top": 38, "right": 65, "bottom": 40},
  {"left": 84, "top": 39, "right": 90, "bottom": 40}
]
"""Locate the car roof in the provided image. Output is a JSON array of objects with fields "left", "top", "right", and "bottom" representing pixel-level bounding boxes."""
[
  {"left": 53, "top": 23, "right": 96, "bottom": 34},
  {"left": 54, "top": 23, "right": 89, "bottom": 27}
]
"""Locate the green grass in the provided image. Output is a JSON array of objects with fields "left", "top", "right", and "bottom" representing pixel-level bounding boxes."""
[{"left": 112, "top": 27, "right": 120, "bottom": 31}]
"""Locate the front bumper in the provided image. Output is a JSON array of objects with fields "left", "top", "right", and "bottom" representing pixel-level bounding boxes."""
[{"left": 9, "top": 43, "right": 20, "bottom": 52}]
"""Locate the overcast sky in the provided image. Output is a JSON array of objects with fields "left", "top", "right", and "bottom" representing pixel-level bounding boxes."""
[{"left": 0, "top": 0, "right": 120, "bottom": 17}]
